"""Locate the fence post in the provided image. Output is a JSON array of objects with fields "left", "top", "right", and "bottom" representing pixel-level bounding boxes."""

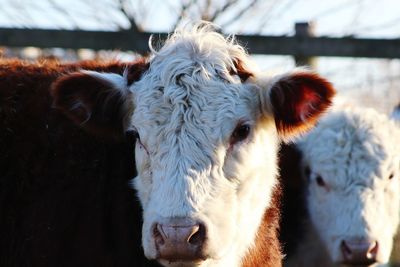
[{"left": 294, "top": 22, "right": 317, "bottom": 68}]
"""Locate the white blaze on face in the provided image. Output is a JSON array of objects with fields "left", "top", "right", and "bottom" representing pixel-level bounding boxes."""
[
  {"left": 127, "top": 25, "right": 334, "bottom": 266},
  {"left": 130, "top": 26, "right": 279, "bottom": 265},
  {"left": 299, "top": 107, "right": 400, "bottom": 265}
]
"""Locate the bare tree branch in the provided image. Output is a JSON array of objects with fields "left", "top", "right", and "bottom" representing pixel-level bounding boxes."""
[
  {"left": 117, "top": 0, "right": 140, "bottom": 31},
  {"left": 255, "top": 0, "right": 281, "bottom": 32},
  {"left": 172, "top": 0, "right": 198, "bottom": 30},
  {"left": 208, "top": 0, "right": 236, "bottom": 22},
  {"left": 48, "top": 0, "right": 81, "bottom": 29},
  {"left": 218, "top": 0, "right": 259, "bottom": 30}
]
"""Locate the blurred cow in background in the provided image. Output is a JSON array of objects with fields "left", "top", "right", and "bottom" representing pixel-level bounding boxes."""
[{"left": 280, "top": 107, "right": 400, "bottom": 267}]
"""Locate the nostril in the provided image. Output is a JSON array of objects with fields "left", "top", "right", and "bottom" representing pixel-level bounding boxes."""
[
  {"left": 341, "top": 240, "right": 352, "bottom": 257},
  {"left": 187, "top": 223, "right": 206, "bottom": 245},
  {"left": 154, "top": 218, "right": 207, "bottom": 262},
  {"left": 153, "top": 224, "right": 165, "bottom": 246},
  {"left": 367, "top": 241, "right": 378, "bottom": 259},
  {"left": 186, "top": 224, "right": 200, "bottom": 243}
]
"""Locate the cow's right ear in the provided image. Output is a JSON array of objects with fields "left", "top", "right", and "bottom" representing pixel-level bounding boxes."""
[
  {"left": 258, "top": 69, "right": 335, "bottom": 142},
  {"left": 51, "top": 71, "right": 133, "bottom": 140}
]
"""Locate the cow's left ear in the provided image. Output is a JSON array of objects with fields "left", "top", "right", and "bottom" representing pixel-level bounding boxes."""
[
  {"left": 51, "top": 71, "right": 132, "bottom": 141},
  {"left": 259, "top": 70, "right": 336, "bottom": 141}
]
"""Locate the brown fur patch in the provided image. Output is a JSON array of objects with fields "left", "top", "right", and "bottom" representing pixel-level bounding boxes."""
[
  {"left": 126, "top": 58, "right": 150, "bottom": 85},
  {"left": 51, "top": 73, "right": 127, "bottom": 141},
  {"left": 230, "top": 58, "right": 253, "bottom": 82},
  {"left": 241, "top": 186, "right": 283, "bottom": 267},
  {"left": 50, "top": 59, "right": 149, "bottom": 141},
  {"left": 0, "top": 58, "right": 159, "bottom": 267},
  {"left": 270, "top": 72, "right": 336, "bottom": 139}
]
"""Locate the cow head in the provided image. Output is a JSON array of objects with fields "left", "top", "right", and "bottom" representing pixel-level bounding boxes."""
[
  {"left": 52, "top": 23, "right": 335, "bottom": 267},
  {"left": 299, "top": 108, "right": 400, "bottom": 266}
]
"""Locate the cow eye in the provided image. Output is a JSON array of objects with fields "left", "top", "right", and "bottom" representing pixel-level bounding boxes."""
[
  {"left": 315, "top": 175, "right": 325, "bottom": 187},
  {"left": 230, "top": 124, "right": 251, "bottom": 145},
  {"left": 388, "top": 173, "right": 394, "bottom": 180}
]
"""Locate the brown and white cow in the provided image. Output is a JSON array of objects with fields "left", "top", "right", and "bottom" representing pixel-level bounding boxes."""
[
  {"left": 1, "top": 23, "right": 335, "bottom": 267},
  {"left": 280, "top": 107, "right": 400, "bottom": 267}
]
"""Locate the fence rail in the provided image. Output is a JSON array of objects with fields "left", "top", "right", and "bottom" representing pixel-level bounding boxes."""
[{"left": 1, "top": 27, "right": 400, "bottom": 59}]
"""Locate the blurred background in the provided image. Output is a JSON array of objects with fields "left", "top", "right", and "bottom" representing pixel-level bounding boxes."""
[{"left": 1, "top": 0, "right": 400, "bottom": 114}]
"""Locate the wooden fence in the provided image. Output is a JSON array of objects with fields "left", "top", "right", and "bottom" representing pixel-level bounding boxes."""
[{"left": 1, "top": 23, "right": 400, "bottom": 60}]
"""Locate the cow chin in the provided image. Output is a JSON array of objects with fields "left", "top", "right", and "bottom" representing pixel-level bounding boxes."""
[
  {"left": 133, "top": 181, "right": 240, "bottom": 266},
  {"left": 140, "top": 210, "right": 239, "bottom": 267}
]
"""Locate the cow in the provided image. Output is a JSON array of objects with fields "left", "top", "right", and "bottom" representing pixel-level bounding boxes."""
[
  {"left": 279, "top": 107, "right": 400, "bottom": 267},
  {"left": 1, "top": 23, "right": 335, "bottom": 267},
  {"left": 0, "top": 58, "right": 161, "bottom": 267}
]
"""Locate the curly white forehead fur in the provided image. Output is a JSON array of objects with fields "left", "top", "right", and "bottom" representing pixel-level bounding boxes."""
[
  {"left": 148, "top": 23, "right": 257, "bottom": 83},
  {"left": 295, "top": 107, "right": 400, "bottom": 266},
  {"left": 300, "top": 107, "right": 400, "bottom": 185}
]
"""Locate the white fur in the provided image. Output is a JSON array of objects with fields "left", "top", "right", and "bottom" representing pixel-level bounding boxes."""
[
  {"left": 129, "top": 23, "right": 281, "bottom": 267},
  {"left": 290, "top": 107, "right": 400, "bottom": 266}
]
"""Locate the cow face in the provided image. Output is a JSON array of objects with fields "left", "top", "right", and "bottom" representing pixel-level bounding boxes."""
[
  {"left": 299, "top": 108, "right": 400, "bottom": 266},
  {"left": 52, "top": 24, "right": 335, "bottom": 267}
]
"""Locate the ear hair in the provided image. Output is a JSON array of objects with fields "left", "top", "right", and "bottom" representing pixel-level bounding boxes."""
[
  {"left": 51, "top": 59, "right": 149, "bottom": 141},
  {"left": 51, "top": 71, "right": 131, "bottom": 141},
  {"left": 260, "top": 69, "right": 336, "bottom": 142}
]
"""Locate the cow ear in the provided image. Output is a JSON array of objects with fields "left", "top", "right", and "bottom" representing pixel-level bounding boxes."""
[
  {"left": 51, "top": 71, "right": 133, "bottom": 141},
  {"left": 260, "top": 70, "right": 335, "bottom": 141}
]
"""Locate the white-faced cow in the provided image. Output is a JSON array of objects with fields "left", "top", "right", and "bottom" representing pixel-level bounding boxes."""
[
  {"left": 1, "top": 23, "right": 335, "bottom": 267},
  {"left": 280, "top": 107, "right": 400, "bottom": 267}
]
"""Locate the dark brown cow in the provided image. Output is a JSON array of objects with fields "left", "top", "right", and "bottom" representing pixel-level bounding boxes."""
[{"left": 0, "top": 59, "right": 159, "bottom": 267}]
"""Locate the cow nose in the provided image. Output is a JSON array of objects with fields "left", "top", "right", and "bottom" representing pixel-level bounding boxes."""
[
  {"left": 341, "top": 238, "right": 378, "bottom": 265},
  {"left": 153, "top": 217, "right": 207, "bottom": 262}
]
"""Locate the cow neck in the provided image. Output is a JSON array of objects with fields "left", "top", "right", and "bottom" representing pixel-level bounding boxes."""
[{"left": 241, "top": 186, "right": 283, "bottom": 267}]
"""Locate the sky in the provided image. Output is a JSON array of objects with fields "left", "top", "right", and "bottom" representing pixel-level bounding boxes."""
[
  {"left": 0, "top": 0, "right": 399, "bottom": 113},
  {"left": 1, "top": 0, "right": 400, "bottom": 38}
]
